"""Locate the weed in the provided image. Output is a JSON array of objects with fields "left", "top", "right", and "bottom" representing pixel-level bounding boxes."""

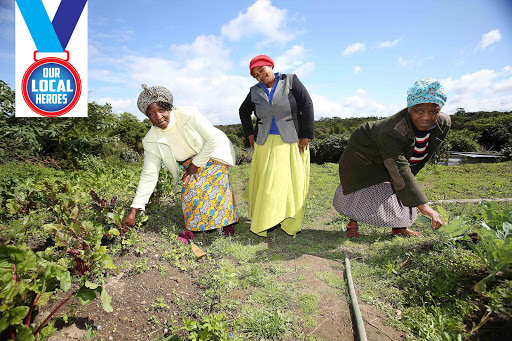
[
  {"left": 38, "top": 320, "right": 57, "bottom": 341},
  {"left": 81, "top": 323, "right": 97, "bottom": 341},
  {"left": 152, "top": 297, "right": 171, "bottom": 311},
  {"left": 298, "top": 293, "right": 320, "bottom": 314},
  {"left": 315, "top": 271, "right": 345, "bottom": 291},
  {"left": 131, "top": 258, "right": 149, "bottom": 274},
  {"left": 238, "top": 307, "right": 296, "bottom": 340}
]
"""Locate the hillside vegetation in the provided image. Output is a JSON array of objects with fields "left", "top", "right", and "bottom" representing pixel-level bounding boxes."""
[{"left": 2, "top": 80, "right": 511, "bottom": 168}]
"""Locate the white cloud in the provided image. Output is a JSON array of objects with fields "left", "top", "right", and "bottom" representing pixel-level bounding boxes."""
[
  {"left": 293, "top": 62, "right": 315, "bottom": 78},
  {"left": 220, "top": 0, "right": 293, "bottom": 44},
  {"left": 443, "top": 69, "right": 496, "bottom": 95},
  {"left": 342, "top": 43, "right": 365, "bottom": 56},
  {"left": 275, "top": 44, "right": 306, "bottom": 71},
  {"left": 273, "top": 44, "right": 315, "bottom": 77},
  {"left": 503, "top": 65, "right": 512, "bottom": 73},
  {"left": 493, "top": 77, "right": 512, "bottom": 93},
  {"left": 311, "top": 89, "right": 399, "bottom": 119},
  {"left": 310, "top": 94, "right": 342, "bottom": 118},
  {"left": 89, "top": 69, "right": 127, "bottom": 83},
  {"left": 353, "top": 66, "right": 362, "bottom": 75},
  {"left": 98, "top": 96, "right": 137, "bottom": 115},
  {"left": 170, "top": 35, "right": 232, "bottom": 72},
  {"left": 342, "top": 93, "right": 391, "bottom": 117},
  {"left": 442, "top": 68, "right": 512, "bottom": 113},
  {"left": 377, "top": 38, "right": 401, "bottom": 48},
  {"left": 476, "top": 29, "right": 501, "bottom": 51},
  {"left": 398, "top": 55, "right": 434, "bottom": 67},
  {"left": 398, "top": 56, "right": 409, "bottom": 66},
  {"left": 97, "top": 33, "right": 254, "bottom": 124}
]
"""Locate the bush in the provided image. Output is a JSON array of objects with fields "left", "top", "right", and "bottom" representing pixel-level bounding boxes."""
[
  {"left": 310, "top": 135, "right": 348, "bottom": 164},
  {"left": 234, "top": 146, "right": 253, "bottom": 165},
  {"left": 0, "top": 81, "right": 146, "bottom": 169},
  {"left": 500, "top": 142, "right": 512, "bottom": 161},
  {"left": 444, "top": 129, "right": 481, "bottom": 152}
]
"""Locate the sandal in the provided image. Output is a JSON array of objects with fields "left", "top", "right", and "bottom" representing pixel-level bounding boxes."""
[
  {"left": 392, "top": 228, "right": 423, "bottom": 237},
  {"left": 177, "top": 230, "right": 194, "bottom": 244},
  {"left": 223, "top": 225, "right": 235, "bottom": 236},
  {"left": 346, "top": 223, "right": 360, "bottom": 237}
]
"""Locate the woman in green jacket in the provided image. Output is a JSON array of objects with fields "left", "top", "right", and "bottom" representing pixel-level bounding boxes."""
[{"left": 333, "top": 79, "right": 450, "bottom": 237}]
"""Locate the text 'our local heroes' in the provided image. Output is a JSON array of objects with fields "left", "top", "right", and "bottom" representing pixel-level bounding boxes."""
[{"left": 31, "top": 68, "right": 74, "bottom": 105}]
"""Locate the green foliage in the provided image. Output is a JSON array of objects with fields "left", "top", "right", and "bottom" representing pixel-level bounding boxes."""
[
  {"left": 0, "top": 82, "right": 147, "bottom": 169},
  {"left": 233, "top": 146, "right": 253, "bottom": 165},
  {"left": 297, "top": 294, "right": 320, "bottom": 314},
  {"left": 179, "top": 314, "right": 237, "bottom": 341},
  {"left": 444, "top": 129, "right": 481, "bottom": 152},
  {"left": 238, "top": 308, "right": 295, "bottom": 340},
  {"left": 314, "top": 116, "right": 377, "bottom": 138},
  {"left": 451, "top": 111, "right": 512, "bottom": 151},
  {"left": 309, "top": 134, "right": 348, "bottom": 164},
  {"left": 0, "top": 166, "right": 128, "bottom": 339},
  {"left": 438, "top": 202, "right": 512, "bottom": 292},
  {"left": 500, "top": 141, "right": 512, "bottom": 161}
]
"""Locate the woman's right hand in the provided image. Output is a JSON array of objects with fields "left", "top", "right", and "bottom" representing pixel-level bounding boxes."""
[
  {"left": 122, "top": 208, "right": 139, "bottom": 231},
  {"left": 417, "top": 203, "right": 445, "bottom": 229},
  {"left": 248, "top": 134, "right": 255, "bottom": 149}
]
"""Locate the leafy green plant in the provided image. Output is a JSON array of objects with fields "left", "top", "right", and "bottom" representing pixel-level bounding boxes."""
[
  {"left": 151, "top": 297, "right": 171, "bottom": 311},
  {"left": 180, "top": 314, "right": 237, "bottom": 341},
  {"left": 438, "top": 202, "right": 512, "bottom": 292}
]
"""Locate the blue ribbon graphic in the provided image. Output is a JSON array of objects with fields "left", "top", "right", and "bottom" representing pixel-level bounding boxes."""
[{"left": 16, "top": 0, "right": 87, "bottom": 53}]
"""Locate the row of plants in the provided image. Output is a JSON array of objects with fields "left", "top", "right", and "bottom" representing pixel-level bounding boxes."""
[{"left": 0, "top": 162, "right": 163, "bottom": 340}]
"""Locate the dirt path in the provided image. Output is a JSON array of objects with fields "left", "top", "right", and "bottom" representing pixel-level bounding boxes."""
[{"left": 282, "top": 254, "right": 404, "bottom": 341}]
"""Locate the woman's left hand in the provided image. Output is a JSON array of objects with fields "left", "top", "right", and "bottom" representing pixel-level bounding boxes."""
[
  {"left": 298, "top": 138, "right": 309, "bottom": 154},
  {"left": 182, "top": 161, "right": 199, "bottom": 185}
]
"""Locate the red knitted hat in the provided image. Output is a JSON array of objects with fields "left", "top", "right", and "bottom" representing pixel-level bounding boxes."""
[{"left": 249, "top": 55, "right": 274, "bottom": 77}]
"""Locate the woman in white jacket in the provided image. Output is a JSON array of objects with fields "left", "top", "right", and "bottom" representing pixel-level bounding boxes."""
[{"left": 122, "top": 85, "right": 238, "bottom": 240}]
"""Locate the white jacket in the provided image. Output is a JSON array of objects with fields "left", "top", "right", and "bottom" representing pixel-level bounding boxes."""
[{"left": 131, "top": 106, "right": 236, "bottom": 210}]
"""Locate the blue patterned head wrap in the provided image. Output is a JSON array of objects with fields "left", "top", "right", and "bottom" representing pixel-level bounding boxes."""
[{"left": 407, "top": 78, "right": 447, "bottom": 108}]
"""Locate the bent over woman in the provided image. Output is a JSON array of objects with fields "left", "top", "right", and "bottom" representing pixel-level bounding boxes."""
[
  {"left": 122, "top": 85, "right": 238, "bottom": 240},
  {"left": 333, "top": 79, "right": 450, "bottom": 237},
  {"left": 239, "top": 55, "right": 314, "bottom": 237}
]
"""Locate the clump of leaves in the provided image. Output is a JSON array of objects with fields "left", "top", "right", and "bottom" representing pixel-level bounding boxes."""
[
  {"left": 179, "top": 314, "right": 240, "bottom": 341},
  {"left": 437, "top": 202, "right": 512, "bottom": 292}
]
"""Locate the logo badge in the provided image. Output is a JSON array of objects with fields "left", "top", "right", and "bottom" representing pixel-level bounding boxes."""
[
  {"left": 21, "top": 51, "right": 82, "bottom": 117},
  {"left": 15, "top": 0, "right": 87, "bottom": 117}
]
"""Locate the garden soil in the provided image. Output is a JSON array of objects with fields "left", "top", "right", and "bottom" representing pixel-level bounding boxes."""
[{"left": 40, "top": 232, "right": 404, "bottom": 341}]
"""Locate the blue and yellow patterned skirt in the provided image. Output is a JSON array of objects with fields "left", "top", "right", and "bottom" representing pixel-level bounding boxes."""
[{"left": 182, "top": 159, "right": 238, "bottom": 231}]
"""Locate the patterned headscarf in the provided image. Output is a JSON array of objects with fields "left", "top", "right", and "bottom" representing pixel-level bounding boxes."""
[
  {"left": 407, "top": 78, "right": 447, "bottom": 108},
  {"left": 137, "top": 84, "right": 174, "bottom": 114}
]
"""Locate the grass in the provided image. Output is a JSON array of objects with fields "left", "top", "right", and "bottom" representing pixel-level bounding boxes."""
[
  {"left": 152, "top": 161, "right": 512, "bottom": 339},
  {"left": 2, "top": 161, "right": 511, "bottom": 340}
]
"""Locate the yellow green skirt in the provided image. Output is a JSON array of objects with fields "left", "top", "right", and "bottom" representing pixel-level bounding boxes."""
[
  {"left": 182, "top": 159, "right": 238, "bottom": 232},
  {"left": 243, "top": 135, "right": 310, "bottom": 236}
]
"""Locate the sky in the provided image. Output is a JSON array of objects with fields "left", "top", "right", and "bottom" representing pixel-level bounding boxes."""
[{"left": 1, "top": 0, "right": 512, "bottom": 124}]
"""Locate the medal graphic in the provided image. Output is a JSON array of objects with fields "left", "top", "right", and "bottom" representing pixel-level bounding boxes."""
[
  {"left": 21, "top": 51, "right": 81, "bottom": 117},
  {"left": 16, "top": 0, "right": 87, "bottom": 117}
]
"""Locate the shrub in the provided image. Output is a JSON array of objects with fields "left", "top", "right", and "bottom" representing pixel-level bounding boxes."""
[
  {"left": 444, "top": 129, "right": 481, "bottom": 152},
  {"left": 234, "top": 146, "right": 253, "bottom": 165},
  {"left": 310, "top": 135, "right": 348, "bottom": 164}
]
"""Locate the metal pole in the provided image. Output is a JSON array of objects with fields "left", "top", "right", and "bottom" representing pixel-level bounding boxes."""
[{"left": 345, "top": 253, "right": 368, "bottom": 341}]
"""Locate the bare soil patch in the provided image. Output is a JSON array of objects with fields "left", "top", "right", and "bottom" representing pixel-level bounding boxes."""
[{"left": 282, "top": 254, "right": 405, "bottom": 341}]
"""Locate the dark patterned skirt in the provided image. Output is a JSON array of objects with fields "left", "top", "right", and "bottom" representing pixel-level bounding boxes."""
[
  {"left": 182, "top": 159, "right": 238, "bottom": 231},
  {"left": 332, "top": 182, "right": 417, "bottom": 227}
]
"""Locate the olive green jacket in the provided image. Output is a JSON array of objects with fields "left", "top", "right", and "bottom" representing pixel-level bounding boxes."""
[{"left": 338, "top": 108, "right": 451, "bottom": 207}]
